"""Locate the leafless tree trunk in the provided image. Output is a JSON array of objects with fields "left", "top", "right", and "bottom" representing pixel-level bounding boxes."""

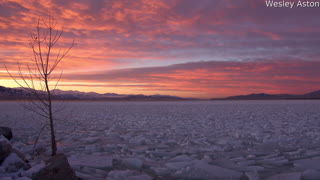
[{"left": 6, "top": 16, "right": 74, "bottom": 156}]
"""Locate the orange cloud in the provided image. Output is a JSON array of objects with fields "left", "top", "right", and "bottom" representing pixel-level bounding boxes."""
[
  {"left": 1, "top": 0, "right": 320, "bottom": 98},
  {"left": 41, "top": 60, "right": 319, "bottom": 98}
]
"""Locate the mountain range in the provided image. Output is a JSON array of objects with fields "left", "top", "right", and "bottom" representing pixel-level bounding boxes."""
[
  {"left": 0, "top": 86, "right": 186, "bottom": 101},
  {"left": 1, "top": 86, "right": 320, "bottom": 100},
  {"left": 213, "top": 90, "right": 320, "bottom": 100}
]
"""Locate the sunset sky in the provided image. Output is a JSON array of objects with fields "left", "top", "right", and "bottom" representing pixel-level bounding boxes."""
[{"left": 1, "top": 0, "right": 320, "bottom": 98}]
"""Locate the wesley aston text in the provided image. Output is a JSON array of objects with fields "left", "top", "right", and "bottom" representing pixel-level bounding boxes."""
[{"left": 266, "top": 0, "right": 320, "bottom": 8}]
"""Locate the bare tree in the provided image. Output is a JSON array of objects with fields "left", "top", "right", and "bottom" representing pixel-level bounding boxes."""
[{"left": 5, "top": 16, "right": 74, "bottom": 156}]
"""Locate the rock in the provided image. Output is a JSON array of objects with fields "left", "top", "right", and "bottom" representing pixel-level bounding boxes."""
[
  {"left": 68, "top": 154, "right": 113, "bottom": 170},
  {"left": 0, "top": 127, "right": 12, "bottom": 140},
  {"left": 265, "top": 172, "right": 301, "bottom": 180},
  {"left": 294, "top": 157, "right": 320, "bottom": 170},
  {"left": 122, "top": 158, "right": 143, "bottom": 170},
  {"left": 33, "top": 153, "right": 79, "bottom": 180},
  {"left": 302, "top": 170, "right": 320, "bottom": 180},
  {"left": 0, "top": 136, "right": 12, "bottom": 163},
  {"left": 1, "top": 153, "right": 30, "bottom": 173},
  {"left": 173, "top": 160, "right": 243, "bottom": 179}
]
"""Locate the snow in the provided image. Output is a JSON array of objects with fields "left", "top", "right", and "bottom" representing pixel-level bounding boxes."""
[
  {"left": 1, "top": 100, "right": 320, "bottom": 179},
  {"left": 1, "top": 153, "right": 27, "bottom": 173},
  {"left": 0, "top": 152, "right": 29, "bottom": 180},
  {"left": 21, "top": 162, "right": 45, "bottom": 178}
]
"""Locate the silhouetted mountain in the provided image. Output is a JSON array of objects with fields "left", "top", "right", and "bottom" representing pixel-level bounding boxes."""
[
  {"left": 0, "top": 86, "right": 186, "bottom": 101},
  {"left": 0, "top": 86, "right": 35, "bottom": 100},
  {"left": 212, "top": 90, "right": 320, "bottom": 100},
  {"left": 123, "top": 94, "right": 183, "bottom": 100},
  {"left": 224, "top": 93, "right": 297, "bottom": 100},
  {"left": 51, "top": 89, "right": 127, "bottom": 100},
  {"left": 3, "top": 85, "right": 320, "bottom": 101},
  {"left": 304, "top": 90, "right": 320, "bottom": 99}
]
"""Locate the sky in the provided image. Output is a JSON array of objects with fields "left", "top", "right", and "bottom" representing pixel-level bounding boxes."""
[{"left": 1, "top": 0, "right": 320, "bottom": 98}]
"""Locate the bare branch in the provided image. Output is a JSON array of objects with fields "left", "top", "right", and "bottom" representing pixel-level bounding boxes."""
[
  {"left": 31, "top": 123, "right": 49, "bottom": 155},
  {"left": 5, "top": 15, "right": 74, "bottom": 156}
]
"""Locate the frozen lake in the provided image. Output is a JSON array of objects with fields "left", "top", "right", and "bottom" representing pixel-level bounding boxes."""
[
  {"left": 1, "top": 100, "right": 320, "bottom": 179},
  {"left": 1, "top": 100, "right": 320, "bottom": 150}
]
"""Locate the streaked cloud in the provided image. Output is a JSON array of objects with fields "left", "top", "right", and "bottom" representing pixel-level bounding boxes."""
[
  {"left": 1, "top": 0, "right": 320, "bottom": 98},
  {"left": 58, "top": 59, "right": 320, "bottom": 98}
]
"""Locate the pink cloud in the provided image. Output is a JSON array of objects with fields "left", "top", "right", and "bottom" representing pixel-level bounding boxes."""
[
  {"left": 1, "top": 0, "right": 320, "bottom": 98},
  {"left": 54, "top": 59, "right": 320, "bottom": 98}
]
